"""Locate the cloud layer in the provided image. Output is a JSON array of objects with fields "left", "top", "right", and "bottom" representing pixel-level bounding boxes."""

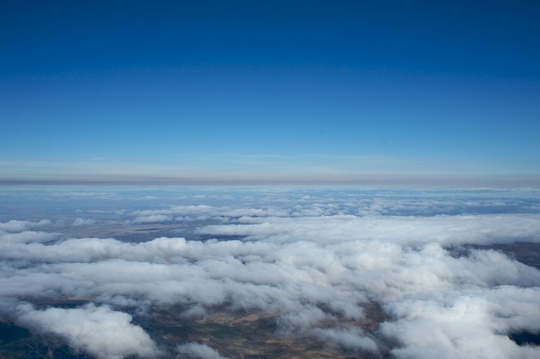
[{"left": 0, "top": 189, "right": 539, "bottom": 358}]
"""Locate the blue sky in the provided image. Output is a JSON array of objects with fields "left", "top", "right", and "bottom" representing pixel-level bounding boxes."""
[{"left": 1, "top": 0, "right": 539, "bottom": 186}]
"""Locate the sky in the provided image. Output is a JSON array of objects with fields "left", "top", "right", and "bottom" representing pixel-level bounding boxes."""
[{"left": 1, "top": 0, "right": 540, "bottom": 186}]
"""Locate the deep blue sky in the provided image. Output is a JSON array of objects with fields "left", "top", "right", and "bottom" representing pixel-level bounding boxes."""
[{"left": 1, "top": 1, "right": 539, "bottom": 186}]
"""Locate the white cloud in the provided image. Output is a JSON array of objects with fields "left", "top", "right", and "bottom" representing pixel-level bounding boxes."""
[
  {"left": 0, "top": 230, "right": 59, "bottom": 244},
  {"left": 313, "top": 327, "right": 379, "bottom": 353},
  {"left": 0, "top": 219, "right": 51, "bottom": 232},
  {"left": 381, "top": 291, "right": 540, "bottom": 359},
  {"left": 196, "top": 213, "right": 540, "bottom": 246},
  {"left": 176, "top": 342, "right": 230, "bottom": 359},
  {"left": 133, "top": 214, "right": 173, "bottom": 223},
  {"left": 16, "top": 303, "right": 160, "bottom": 359},
  {"left": 72, "top": 217, "right": 96, "bottom": 226}
]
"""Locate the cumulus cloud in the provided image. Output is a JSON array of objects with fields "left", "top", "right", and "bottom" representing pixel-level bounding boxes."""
[
  {"left": 134, "top": 214, "right": 174, "bottom": 223},
  {"left": 133, "top": 204, "right": 290, "bottom": 222},
  {"left": 0, "top": 230, "right": 59, "bottom": 244},
  {"left": 0, "top": 219, "right": 51, "bottom": 232},
  {"left": 381, "top": 290, "right": 540, "bottom": 359},
  {"left": 16, "top": 303, "right": 160, "bottom": 359},
  {"left": 72, "top": 217, "right": 96, "bottom": 226},
  {"left": 176, "top": 342, "right": 230, "bottom": 359},
  {"left": 196, "top": 213, "right": 540, "bottom": 246},
  {"left": 0, "top": 189, "right": 539, "bottom": 358},
  {"left": 313, "top": 327, "right": 379, "bottom": 353}
]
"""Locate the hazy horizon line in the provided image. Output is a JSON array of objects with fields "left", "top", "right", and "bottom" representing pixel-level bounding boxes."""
[{"left": 1, "top": 174, "right": 539, "bottom": 188}]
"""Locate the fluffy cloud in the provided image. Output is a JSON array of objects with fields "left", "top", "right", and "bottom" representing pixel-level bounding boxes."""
[
  {"left": 0, "top": 189, "right": 540, "bottom": 358},
  {"left": 16, "top": 304, "right": 160, "bottom": 359},
  {"left": 72, "top": 217, "right": 96, "bottom": 226},
  {"left": 197, "top": 213, "right": 540, "bottom": 246},
  {"left": 176, "top": 342, "right": 230, "bottom": 359},
  {"left": 381, "top": 289, "right": 540, "bottom": 359},
  {"left": 0, "top": 219, "right": 51, "bottom": 232},
  {"left": 133, "top": 214, "right": 173, "bottom": 223},
  {"left": 313, "top": 327, "right": 379, "bottom": 353}
]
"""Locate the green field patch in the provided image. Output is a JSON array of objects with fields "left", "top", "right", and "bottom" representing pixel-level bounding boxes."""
[{"left": 197, "top": 323, "right": 241, "bottom": 340}]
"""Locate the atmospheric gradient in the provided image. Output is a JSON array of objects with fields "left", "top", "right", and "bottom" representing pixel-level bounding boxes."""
[{"left": 1, "top": 1, "right": 539, "bottom": 186}]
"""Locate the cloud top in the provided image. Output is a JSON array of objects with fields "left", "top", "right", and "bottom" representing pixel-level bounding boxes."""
[{"left": 17, "top": 304, "right": 160, "bottom": 359}]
